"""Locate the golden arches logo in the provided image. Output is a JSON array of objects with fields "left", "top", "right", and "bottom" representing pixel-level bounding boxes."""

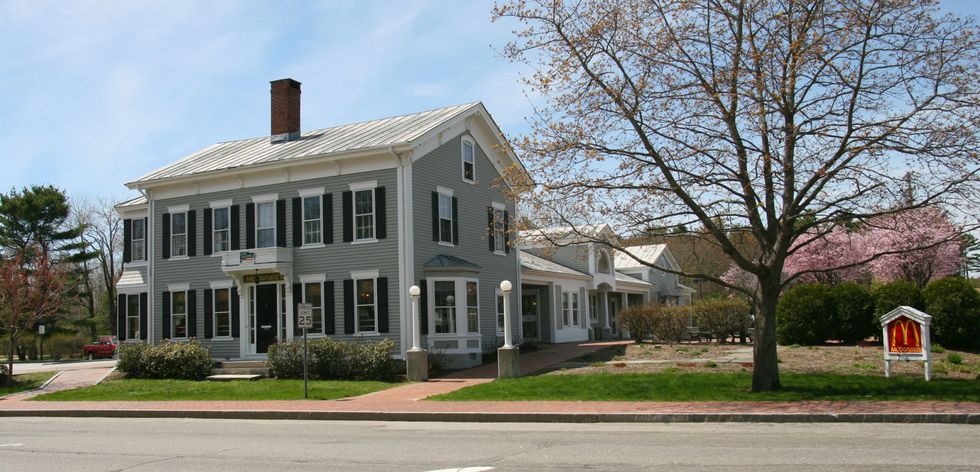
[{"left": 888, "top": 317, "right": 922, "bottom": 353}]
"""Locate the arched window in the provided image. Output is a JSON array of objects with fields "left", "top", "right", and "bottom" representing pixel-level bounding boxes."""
[{"left": 597, "top": 250, "right": 611, "bottom": 274}]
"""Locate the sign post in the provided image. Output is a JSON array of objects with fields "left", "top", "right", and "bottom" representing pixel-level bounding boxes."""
[
  {"left": 38, "top": 325, "right": 45, "bottom": 361},
  {"left": 880, "top": 306, "right": 932, "bottom": 381},
  {"left": 297, "top": 303, "right": 313, "bottom": 398}
]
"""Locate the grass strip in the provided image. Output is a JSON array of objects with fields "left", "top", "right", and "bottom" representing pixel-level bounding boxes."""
[
  {"left": 32, "top": 378, "right": 398, "bottom": 401},
  {"left": 0, "top": 372, "right": 57, "bottom": 396}
]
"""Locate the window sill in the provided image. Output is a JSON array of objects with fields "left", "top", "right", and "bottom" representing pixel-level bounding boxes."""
[
  {"left": 124, "top": 339, "right": 144, "bottom": 344},
  {"left": 353, "top": 332, "right": 381, "bottom": 337},
  {"left": 125, "top": 260, "right": 148, "bottom": 267},
  {"left": 351, "top": 239, "right": 378, "bottom": 245},
  {"left": 462, "top": 178, "right": 476, "bottom": 185},
  {"left": 492, "top": 250, "right": 507, "bottom": 256},
  {"left": 299, "top": 243, "right": 326, "bottom": 249},
  {"left": 211, "top": 336, "right": 234, "bottom": 341},
  {"left": 437, "top": 241, "right": 455, "bottom": 247},
  {"left": 168, "top": 255, "right": 189, "bottom": 261}
]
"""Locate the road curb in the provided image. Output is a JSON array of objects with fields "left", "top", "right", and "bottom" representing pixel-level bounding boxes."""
[{"left": 0, "top": 409, "right": 976, "bottom": 424}]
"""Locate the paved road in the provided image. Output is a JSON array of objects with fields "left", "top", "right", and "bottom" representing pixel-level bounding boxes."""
[
  {"left": 9, "top": 359, "right": 116, "bottom": 375},
  {"left": 0, "top": 418, "right": 977, "bottom": 471}
]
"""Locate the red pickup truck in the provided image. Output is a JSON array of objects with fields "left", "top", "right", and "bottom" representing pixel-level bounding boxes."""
[{"left": 83, "top": 336, "right": 118, "bottom": 360}]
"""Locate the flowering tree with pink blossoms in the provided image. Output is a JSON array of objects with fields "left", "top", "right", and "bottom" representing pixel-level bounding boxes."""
[
  {"left": 783, "top": 227, "right": 870, "bottom": 285},
  {"left": 863, "top": 207, "right": 962, "bottom": 288}
]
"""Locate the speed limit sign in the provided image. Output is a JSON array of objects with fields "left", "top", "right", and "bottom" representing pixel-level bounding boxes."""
[{"left": 297, "top": 303, "right": 314, "bottom": 329}]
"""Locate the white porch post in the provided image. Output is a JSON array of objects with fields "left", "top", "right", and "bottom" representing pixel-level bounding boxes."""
[
  {"left": 601, "top": 291, "right": 610, "bottom": 330},
  {"left": 406, "top": 285, "right": 428, "bottom": 381},
  {"left": 497, "top": 280, "right": 520, "bottom": 378}
]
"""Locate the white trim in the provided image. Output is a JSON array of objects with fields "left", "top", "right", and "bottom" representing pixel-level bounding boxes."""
[
  {"left": 116, "top": 285, "right": 148, "bottom": 295},
  {"left": 460, "top": 136, "right": 476, "bottom": 184},
  {"left": 298, "top": 243, "right": 326, "bottom": 250},
  {"left": 168, "top": 255, "right": 189, "bottom": 261},
  {"left": 167, "top": 204, "right": 189, "bottom": 214},
  {"left": 209, "top": 280, "right": 234, "bottom": 290},
  {"left": 349, "top": 180, "right": 378, "bottom": 191},
  {"left": 168, "top": 283, "right": 190, "bottom": 292},
  {"left": 438, "top": 241, "right": 455, "bottom": 248},
  {"left": 298, "top": 187, "right": 325, "bottom": 198},
  {"left": 124, "top": 260, "right": 148, "bottom": 268},
  {"left": 251, "top": 193, "right": 278, "bottom": 203},
  {"left": 436, "top": 185, "right": 454, "bottom": 196},
  {"left": 209, "top": 199, "right": 233, "bottom": 209},
  {"left": 491, "top": 201, "right": 506, "bottom": 210},
  {"left": 299, "top": 273, "right": 326, "bottom": 283},
  {"left": 350, "top": 238, "right": 378, "bottom": 245},
  {"left": 350, "top": 269, "right": 380, "bottom": 280}
]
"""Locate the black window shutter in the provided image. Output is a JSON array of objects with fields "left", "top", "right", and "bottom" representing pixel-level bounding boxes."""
[
  {"left": 324, "top": 280, "right": 335, "bottom": 334},
  {"left": 431, "top": 192, "right": 439, "bottom": 242},
  {"left": 343, "top": 279, "right": 355, "bottom": 334},
  {"left": 188, "top": 289, "right": 197, "bottom": 338},
  {"left": 230, "top": 205, "right": 241, "bottom": 251},
  {"left": 504, "top": 210, "right": 510, "bottom": 254},
  {"left": 276, "top": 199, "right": 286, "bottom": 247},
  {"left": 231, "top": 287, "right": 241, "bottom": 338},
  {"left": 162, "top": 213, "right": 171, "bottom": 259},
  {"left": 204, "top": 289, "right": 213, "bottom": 339},
  {"left": 292, "top": 197, "right": 302, "bottom": 247},
  {"left": 342, "top": 191, "right": 353, "bottom": 242},
  {"left": 162, "top": 291, "right": 171, "bottom": 339},
  {"left": 487, "top": 207, "right": 495, "bottom": 252},
  {"left": 419, "top": 279, "right": 428, "bottom": 335},
  {"left": 187, "top": 210, "right": 197, "bottom": 257},
  {"left": 377, "top": 277, "right": 389, "bottom": 333},
  {"left": 293, "top": 283, "right": 302, "bottom": 336},
  {"left": 139, "top": 292, "right": 148, "bottom": 341},
  {"left": 375, "top": 186, "right": 386, "bottom": 239},
  {"left": 452, "top": 197, "right": 459, "bottom": 245},
  {"left": 324, "top": 193, "right": 334, "bottom": 244},
  {"left": 203, "top": 208, "right": 212, "bottom": 255},
  {"left": 117, "top": 294, "right": 127, "bottom": 340},
  {"left": 245, "top": 203, "right": 255, "bottom": 249},
  {"left": 123, "top": 219, "right": 132, "bottom": 263}
]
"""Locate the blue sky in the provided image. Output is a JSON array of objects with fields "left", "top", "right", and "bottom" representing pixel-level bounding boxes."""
[{"left": 0, "top": 0, "right": 976, "bottom": 203}]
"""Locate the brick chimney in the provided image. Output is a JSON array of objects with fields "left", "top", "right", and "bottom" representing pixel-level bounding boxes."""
[{"left": 270, "top": 78, "right": 301, "bottom": 140}]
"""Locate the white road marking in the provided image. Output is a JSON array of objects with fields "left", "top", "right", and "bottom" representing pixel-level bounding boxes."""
[
  {"left": 0, "top": 443, "right": 24, "bottom": 447},
  {"left": 425, "top": 468, "right": 494, "bottom": 472}
]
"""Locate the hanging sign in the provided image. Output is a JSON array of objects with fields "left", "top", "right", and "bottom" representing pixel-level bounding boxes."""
[
  {"left": 239, "top": 251, "right": 255, "bottom": 263},
  {"left": 880, "top": 306, "right": 932, "bottom": 381},
  {"left": 244, "top": 272, "right": 284, "bottom": 284}
]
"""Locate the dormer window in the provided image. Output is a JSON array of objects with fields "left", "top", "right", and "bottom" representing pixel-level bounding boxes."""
[
  {"left": 597, "top": 250, "right": 611, "bottom": 274},
  {"left": 461, "top": 137, "right": 475, "bottom": 183}
]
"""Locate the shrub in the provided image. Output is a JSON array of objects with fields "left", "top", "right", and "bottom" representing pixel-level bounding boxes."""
[
  {"left": 116, "top": 340, "right": 212, "bottom": 380},
  {"left": 617, "top": 305, "right": 658, "bottom": 343},
  {"left": 872, "top": 280, "right": 923, "bottom": 319},
  {"left": 923, "top": 277, "right": 980, "bottom": 349},
  {"left": 46, "top": 332, "right": 87, "bottom": 360},
  {"left": 947, "top": 353, "right": 963, "bottom": 365},
  {"left": 829, "top": 283, "right": 876, "bottom": 343},
  {"left": 655, "top": 306, "right": 692, "bottom": 345},
  {"left": 777, "top": 283, "right": 834, "bottom": 345},
  {"left": 692, "top": 298, "right": 751, "bottom": 343},
  {"left": 269, "top": 338, "right": 396, "bottom": 381},
  {"left": 931, "top": 343, "right": 946, "bottom": 354}
]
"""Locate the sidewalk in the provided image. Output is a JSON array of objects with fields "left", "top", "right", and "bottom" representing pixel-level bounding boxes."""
[
  {"left": 3, "top": 366, "right": 116, "bottom": 400},
  {"left": 1, "top": 341, "right": 977, "bottom": 424}
]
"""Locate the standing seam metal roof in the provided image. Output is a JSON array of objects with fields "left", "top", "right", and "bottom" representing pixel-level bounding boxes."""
[{"left": 133, "top": 102, "right": 480, "bottom": 184}]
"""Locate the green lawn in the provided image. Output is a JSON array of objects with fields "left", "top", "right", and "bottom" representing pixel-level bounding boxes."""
[
  {"left": 0, "top": 371, "right": 56, "bottom": 396},
  {"left": 432, "top": 372, "right": 980, "bottom": 402},
  {"left": 32, "top": 378, "right": 398, "bottom": 401}
]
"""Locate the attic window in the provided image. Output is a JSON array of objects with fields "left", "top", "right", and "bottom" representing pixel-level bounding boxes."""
[
  {"left": 597, "top": 250, "right": 611, "bottom": 274},
  {"left": 461, "top": 138, "right": 475, "bottom": 183}
]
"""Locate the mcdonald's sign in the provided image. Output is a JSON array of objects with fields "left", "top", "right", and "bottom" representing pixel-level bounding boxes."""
[{"left": 887, "top": 316, "right": 922, "bottom": 354}]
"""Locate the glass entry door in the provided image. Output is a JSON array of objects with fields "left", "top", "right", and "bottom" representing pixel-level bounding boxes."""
[{"left": 521, "top": 291, "right": 539, "bottom": 342}]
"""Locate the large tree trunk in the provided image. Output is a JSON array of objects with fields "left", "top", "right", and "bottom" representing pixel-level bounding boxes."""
[{"left": 751, "top": 276, "right": 782, "bottom": 392}]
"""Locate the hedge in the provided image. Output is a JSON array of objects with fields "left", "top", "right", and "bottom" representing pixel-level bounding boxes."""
[
  {"left": 116, "top": 340, "right": 212, "bottom": 380},
  {"left": 692, "top": 298, "right": 751, "bottom": 343},
  {"left": 267, "top": 338, "right": 396, "bottom": 381},
  {"left": 777, "top": 284, "right": 835, "bottom": 345},
  {"left": 829, "top": 283, "right": 876, "bottom": 343},
  {"left": 923, "top": 277, "right": 980, "bottom": 349},
  {"left": 872, "top": 280, "right": 923, "bottom": 319},
  {"left": 617, "top": 304, "right": 689, "bottom": 344}
]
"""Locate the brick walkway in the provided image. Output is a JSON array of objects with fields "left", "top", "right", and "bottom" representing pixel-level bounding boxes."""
[
  {"left": 4, "top": 366, "right": 115, "bottom": 400},
  {"left": 0, "top": 341, "right": 977, "bottom": 423}
]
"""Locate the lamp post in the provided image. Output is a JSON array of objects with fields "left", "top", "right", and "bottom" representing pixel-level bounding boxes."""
[
  {"left": 406, "top": 285, "right": 428, "bottom": 381},
  {"left": 497, "top": 280, "right": 520, "bottom": 378}
]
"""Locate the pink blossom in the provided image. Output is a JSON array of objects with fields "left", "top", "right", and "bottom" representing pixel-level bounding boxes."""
[{"left": 863, "top": 207, "right": 962, "bottom": 287}]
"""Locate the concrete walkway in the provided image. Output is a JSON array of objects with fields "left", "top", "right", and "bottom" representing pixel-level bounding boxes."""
[
  {"left": 0, "top": 341, "right": 977, "bottom": 424},
  {"left": 4, "top": 366, "right": 115, "bottom": 400}
]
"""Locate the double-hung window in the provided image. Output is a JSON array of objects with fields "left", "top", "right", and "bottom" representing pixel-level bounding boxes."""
[
  {"left": 433, "top": 281, "right": 456, "bottom": 334},
  {"left": 496, "top": 291, "right": 505, "bottom": 332},
  {"left": 131, "top": 219, "right": 145, "bottom": 261},
  {"left": 213, "top": 288, "right": 231, "bottom": 338},
  {"left": 256, "top": 202, "right": 275, "bottom": 248},
  {"left": 303, "top": 282, "right": 323, "bottom": 333},
  {"left": 212, "top": 207, "right": 230, "bottom": 252},
  {"left": 562, "top": 293, "right": 570, "bottom": 326},
  {"left": 438, "top": 193, "right": 453, "bottom": 244},
  {"left": 127, "top": 294, "right": 140, "bottom": 339},
  {"left": 461, "top": 138, "right": 475, "bottom": 183},
  {"left": 303, "top": 196, "right": 322, "bottom": 245},
  {"left": 172, "top": 291, "right": 188, "bottom": 339},
  {"left": 466, "top": 281, "right": 479, "bottom": 333},
  {"left": 493, "top": 207, "right": 505, "bottom": 253},
  {"left": 354, "top": 190, "right": 375, "bottom": 241},
  {"left": 355, "top": 278, "right": 376, "bottom": 333},
  {"left": 572, "top": 293, "right": 580, "bottom": 326},
  {"left": 171, "top": 212, "right": 187, "bottom": 257}
]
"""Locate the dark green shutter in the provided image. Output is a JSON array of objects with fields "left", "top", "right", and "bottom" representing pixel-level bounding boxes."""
[
  {"left": 162, "top": 213, "right": 171, "bottom": 259},
  {"left": 324, "top": 194, "right": 334, "bottom": 244},
  {"left": 431, "top": 192, "right": 439, "bottom": 241},
  {"left": 117, "top": 294, "right": 127, "bottom": 340},
  {"left": 230, "top": 205, "right": 240, "bottom": 250},
  {"left": 276, "top": 199, "right": 286, "bottom": 247},
  {"left": 139, "top": 292, "right": 148, "bottom": 341},
  {"left": 377, "top": 277, "right": 389, "bottom": 333},
  {"left": 204, "top": 289, "right": 213, "bottom": 339},
  {"left": 375, "top": 186, "right": 386, "bottom": 239},
  {"left": 324, "top": 281, "right": 335, "bottom": 335},
  {"left": 203, "top": 208, "right": 212, "bottom": 255},
  {"left": 245, "top": 203, "right": 255, "bottom": 249},
  {"left": 451, "top": 197, "right": 459, "bottom": 245},
  {"left": 162, "top": 291, "right": 171, "bottom": 339},
  {"left": 342, "top": 191, "right": 353, "bottom": 242},
  {"left": 188, "top": 289, "right": 197, "bottom": 338},
  {"left": 231, "top": 287, "right": 241, "bottom": 338},
  {"left": 503, "top": 210, "right": 510, "bottom": 254},
  {"left": 487, "top": 207, "right": 495, "bottom": 252},
  {"left": 292, "top": 197, "right": 302, "bottom": 247},
  {"left": 123, "top": 219, "right": 132, "bottom": 263},
  {"left": 419, "top": 279, "right": 428, "bottom": 335},
  {"left": 343, "top": 279, "right": 355, "bottom": 334},
  {"left": 187, "top": 210, "right": 197, "bottom": 256},
  {"left": 293, "top": 283, "right": 302, "bottom": 336}
]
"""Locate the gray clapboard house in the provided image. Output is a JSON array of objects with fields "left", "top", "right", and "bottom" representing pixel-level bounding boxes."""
[{"left": 115, "top": 79, "right": 524, "bottom": 369}]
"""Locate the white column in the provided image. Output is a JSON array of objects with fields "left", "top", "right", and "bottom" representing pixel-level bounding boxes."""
[
  {"left": 409, "top": 285, "right": 421, "bottom": 351},
  {"left": 501, "top": 280, "right": 513, "bottom": 348},
  {"left": 601, "top": 291, "right": 610, "bottom": 329}
]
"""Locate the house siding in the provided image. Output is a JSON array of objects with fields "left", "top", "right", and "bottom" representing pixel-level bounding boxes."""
[
  {"left": 412, "top": 132, "right": 521, "bottom": 364},
  {"left": 524, "top": 245, "right": 591, "bottom": 274},
  {"left": 150, "top": 168, "right": 401, "bottom": 358}
]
